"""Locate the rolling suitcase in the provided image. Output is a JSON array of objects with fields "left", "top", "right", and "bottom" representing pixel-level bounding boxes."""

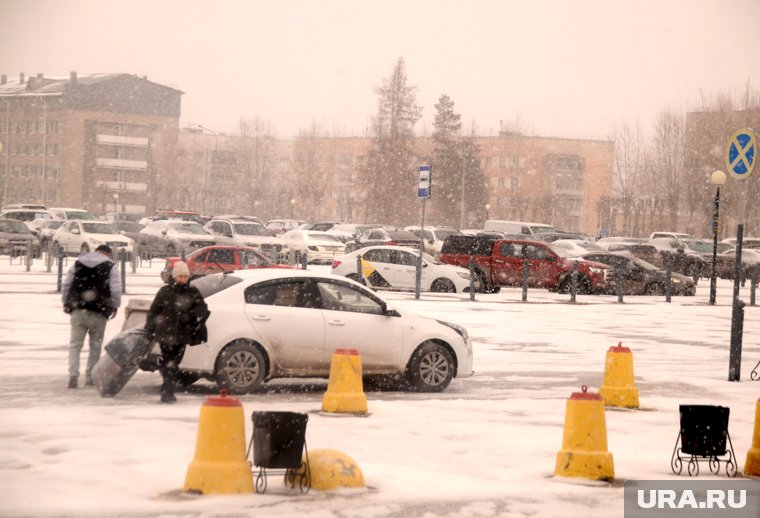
[{"left": 92, "top": 328, "right": 153, "bottom": 397}]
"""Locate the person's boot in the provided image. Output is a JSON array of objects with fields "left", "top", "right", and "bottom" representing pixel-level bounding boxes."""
[
  {"left": 68, "top": 376, "right": 78, "bottom": 389},
  {"left": 160, "top": 378, "right": 176, "bottom": 403}
]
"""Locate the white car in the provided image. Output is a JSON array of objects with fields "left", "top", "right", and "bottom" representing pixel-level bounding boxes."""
[
  {"left": 331, "top": 245, "right": 476, "bottom": 293},
  {"left": 0, "top": 209, "right": 54, "bottom": 232},
  {"left": 550, "top": 239, "right": 607, "bottom": 257},
  {"left": 52, "top": 220, "right": 134, "bottom": 256},
  {"left": 124, "top": 269, "right": 473, "bottom": 393},
  {"left": 326, "top": 223, "right": 382, "bottom": 243},
  {"left": 47, "top": 207, "right": 96, "bottom": 220},
  {"left": 137, "top": 219, "right": 217, "bottom": 257},
  {"left": 204, "top": 218, "right": 289, "bottom": 262},
  {"left": 280, "top": 230, "right": 346, "bottom": 264}
]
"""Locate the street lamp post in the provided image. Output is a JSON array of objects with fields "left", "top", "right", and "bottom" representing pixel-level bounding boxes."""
[
  {"left": 112, "top": 192, "right": 119, "bottom": 213},
  {"left": 290, "top": 198, "right": 296, "bottom": 219},
  {"left": 485, "top": 203, "right": 491, "bottom": 222},
  {"left": 709, "top": 170, "right": 726, "bottom": 305}
]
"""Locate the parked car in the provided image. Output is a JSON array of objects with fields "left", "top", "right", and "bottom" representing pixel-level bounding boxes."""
[
  {"left": 648, "top": 231, "right": 693, "bottom": 240},
  {"left": 33, "top": 218, "right": 64, "bottom": 249},
  {"left": 0, "top": 218, "right": 42, "bottom": 257},
  {"left": 483, "top": 220, "right": 556, "bottom": 236},
  {"left": 137, "top": 219, "right": 216, "bottom": 257},
  {"left": 299, "top": 220, "right": 344, "bottom": 232},
  {"left": 104, "top": 212, "right": 144, "bottom": 223},
  {"left": 0, "top": 208, "right": 55, "bottom": 232},
  {"left": 345, "top": 228, "right": 420, "bottom": 253},
  {"left": 648, "top": 237, "right": 705, "bottom": 280},
  {"left": 719, "top": 248, "right": 760, "bottom": 284},
  {"left": 1, "top": 203, "right": 47, "bottom": 210},
  {"left": 577, "top": 252, "right": 696, "bottom": 296},
  {"left": 111, "top": 220, "right": 146, "bottom": 244},
  {"left": 326, "top": 223, "right": 382, "bottom": 243},
  {"left": 47, "top": 207, "right": 96, "bottom": 220},
  {"left": 122, "top": 269, "right": 474, "bottom": 393},
  {"left": 280, "top": 230, "right": 346, "bottom": 264},
  {"left": 159, "top": 245, "right": 294, "bottom": 283},
  {"left": 721, "top": 237, "right": 760, "bottom": 249},
  {"left": 597, "top": 239, "right": 665, "bottom": 268},
  {"left": 52, "top": 220, "right": 134, "bottom": 256},
  {"left": 265, "top": 219, "right": 306, "bottom": 236},
  {"left": 204, "top": 218, "right": 289, "bottom": 262},
  {"left": 680, "top": 239, "right": 734, "bottom": 279},
  {"left": 550, "top": 239, "right": 606, "bottom": 257},
  {"left": 403, "top": 226, "right": 462, "bottom": 255},
  {"left": 531, "top": 231, "right": 592, "bottom": 243},
  {"left": 331, "top": 245, "right": 477, "bottom": 293},
  {"left": 438, "top": 235, "right": 610, "bottom": 294}
]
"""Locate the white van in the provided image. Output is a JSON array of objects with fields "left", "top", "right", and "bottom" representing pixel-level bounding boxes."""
[{"left": 483, "top": 220, "right": 556, "bottom": 236}]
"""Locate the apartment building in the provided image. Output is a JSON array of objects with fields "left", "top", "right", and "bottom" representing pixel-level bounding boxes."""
[{"left": 0, "top": 72, "right": 181, "bottom": 214}]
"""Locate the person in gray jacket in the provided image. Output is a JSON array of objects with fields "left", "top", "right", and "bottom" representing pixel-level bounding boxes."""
[{"left": 62, "top": 244, "right": 121, "bottom": 388}]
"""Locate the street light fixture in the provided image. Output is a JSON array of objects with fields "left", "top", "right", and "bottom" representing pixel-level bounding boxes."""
[
  {"left": 485, "top": 203, "right": 491, "bottom": 221},
  {"left": 290, "top": 198, "right": 296, "bottom": 219},
  {"left": 709, "top": 170, "right": 726, "bottom": 305}
]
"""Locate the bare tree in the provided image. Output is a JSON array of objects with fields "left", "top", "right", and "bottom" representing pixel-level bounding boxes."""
[
  {"left": 236, "top": 117, "right": 277, "bottom": 216},
  {"left": 651, "top": 110, "right": 686, "bottom": 229},
  {"left": 612, "top": 121, "right": 647, "bottom": 235}
]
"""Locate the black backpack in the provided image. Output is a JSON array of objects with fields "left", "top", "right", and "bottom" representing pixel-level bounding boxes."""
[{"left": 66, "top": 261, "right": 114, "bottom": 317}]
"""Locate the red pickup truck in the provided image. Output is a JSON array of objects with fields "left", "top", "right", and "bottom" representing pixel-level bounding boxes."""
[{"left": 438, "top": 236, "right": 610, "bottom": 294}]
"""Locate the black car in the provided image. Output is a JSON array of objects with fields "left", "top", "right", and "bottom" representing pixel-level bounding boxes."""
[{"left": 578, "top": 252, "right": 696, "bottom": 296}]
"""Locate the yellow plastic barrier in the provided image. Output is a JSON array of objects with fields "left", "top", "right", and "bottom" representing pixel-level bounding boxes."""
[
  {"left": 744, "top": 398, "right": 760, "bottom": 477},
  {"left": 321, "top": 348, "right": 368, "bottom": 414},
  {"left": 599, "top": 342, "right": 639, "bottom": 408},
  {"left": 183, "top": 392, "right": 254, "bottom": 494},
  {"left": 555, "top": 386, "right": 615, "bottom": 481},
  {"left": 298, "top": 449, "right": 365, "bottom": 491}
]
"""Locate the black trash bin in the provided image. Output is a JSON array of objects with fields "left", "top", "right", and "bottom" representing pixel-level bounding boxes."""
[
  {"left": 252, "top": 411, "right": 308, "bottom": 469},
  {"left": 679, "top": 405, "right": 729, "bottom": 456}
]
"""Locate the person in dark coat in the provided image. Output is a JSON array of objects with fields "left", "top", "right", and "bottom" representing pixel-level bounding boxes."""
[
  {"left": 144, "top": 261, "right": 209, "bottom": 403},
  {"left": 62, "top": 244, "right": 121, "bottom": 389}
]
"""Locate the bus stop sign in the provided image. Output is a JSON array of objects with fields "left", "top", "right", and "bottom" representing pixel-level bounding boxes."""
[{"left": 725, "top": 128, "right": 757, "bottom": 180}]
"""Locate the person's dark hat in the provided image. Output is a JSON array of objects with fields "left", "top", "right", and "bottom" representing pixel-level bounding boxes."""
[{"left": 95, "top": 244, "right": 113, "bottom": 255}]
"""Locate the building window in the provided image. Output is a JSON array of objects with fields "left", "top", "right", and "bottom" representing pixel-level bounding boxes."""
[
  {"left": 498, "top": 176, "right": 505, "bottom": 187},
  {"left": 499, "top": 157, "right": 506, "bottom": 168}
]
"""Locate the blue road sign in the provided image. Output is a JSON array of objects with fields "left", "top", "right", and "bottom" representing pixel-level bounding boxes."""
[
  {"left": 725, "top": 129, "right": 757, "bottom": 180},
  {"left": 418, "top": 165, "right": 431, "bottom": 199}
]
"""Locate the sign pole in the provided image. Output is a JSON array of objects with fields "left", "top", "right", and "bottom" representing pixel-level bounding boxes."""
[
  {"left": 415, "top": 165, "right": 431, "bottom": 300},
  {"left": 725, "top": 129, "right": 756, "bottom": 381}
]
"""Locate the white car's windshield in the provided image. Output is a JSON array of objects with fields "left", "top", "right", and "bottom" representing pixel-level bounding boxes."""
[
  {"left": 306, "top": 232, "right": 341, "bottom": 242},
  {"left": 234, "top": 223, "right": 271, "bottom": 236},
  {"left": 169, "top": 222, "right": 207, "bottom": 235}
]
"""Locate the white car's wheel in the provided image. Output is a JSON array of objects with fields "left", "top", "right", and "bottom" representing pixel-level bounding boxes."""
[
  {"left": 430, "top": 278, "right": 456, "bottom": 293},
  {"left": 406, "top": 341, "right": 455, "bottom": 392},
  {"left": 215, "top": 341, "right": 266, "bottom": 394}
]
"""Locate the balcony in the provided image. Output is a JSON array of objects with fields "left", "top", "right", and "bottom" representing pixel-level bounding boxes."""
[
  {"left": 97, "top": 181, "right": 148, "bottom": 192},
  {"left": 96, "top": 134, "right": 149, "bottom": 147},
  {"left": 95, "top": 158, "right": 148, "bottom": 170}
]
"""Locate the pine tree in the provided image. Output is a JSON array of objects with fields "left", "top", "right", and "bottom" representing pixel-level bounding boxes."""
[
  {"left": 431, "top": 94, "right": 462, "bottom": 225},
  {"left": 363, "top": 58, "right": 422, "bottom": 225}
]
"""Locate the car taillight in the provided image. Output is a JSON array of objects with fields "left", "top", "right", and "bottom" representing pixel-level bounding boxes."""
[
  {"left": 332, "top": 259, "right": 342, "bottom": 269},
  {"left": 387, "top": 241, "right": 398, "bottom": 246}
]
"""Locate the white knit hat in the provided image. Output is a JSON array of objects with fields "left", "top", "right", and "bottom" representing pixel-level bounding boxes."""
[{"left": 172, "top": 261, "right": 190, "bottom": 279}]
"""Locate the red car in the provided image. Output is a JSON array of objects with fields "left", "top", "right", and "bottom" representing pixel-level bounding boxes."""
[{"left": 160, "top": 245, "right": 293, "bottom": 283}]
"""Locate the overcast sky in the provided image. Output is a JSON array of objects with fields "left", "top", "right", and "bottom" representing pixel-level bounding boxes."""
[{"left": 2, "top": 0, "right": 759, "bottom": 140}]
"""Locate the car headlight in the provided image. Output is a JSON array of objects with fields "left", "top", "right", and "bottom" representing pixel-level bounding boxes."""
[
  {"left": 89, "top": 238, "right": 103, "bottom": 245},
  {"left": 456, "top": 271, "right": 471, "bottom": 280},
  {"left": 308, "top": 245, "right": 319, "bottom": 251},
  {"left": 589, "top": 267, "right": 604, "bottom": 275},
  {"left": 672, "top": 278, "right": 682, "bottom": 284},
  {"left": 436, "top": 319, "right": 468, "bottom": 341}
]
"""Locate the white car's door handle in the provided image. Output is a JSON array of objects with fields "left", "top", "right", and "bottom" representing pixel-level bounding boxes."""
[
  {"left": 251, "top": 315, "right": 271, "bottom": 321},
  {"left": 327, "top": 320, "right": 345, "bottom": 326}
]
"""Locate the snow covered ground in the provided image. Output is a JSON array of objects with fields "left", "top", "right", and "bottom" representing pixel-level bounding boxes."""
[{"left": 1, "top": 256, "right": 759, "bottom": 517}]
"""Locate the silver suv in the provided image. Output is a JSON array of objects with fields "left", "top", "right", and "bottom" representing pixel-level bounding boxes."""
[
  {"left": 204, "top": 218, "right": 289, "bottom": 262},
  {"left": 137, "top": 219, "right": 217, "bottom": 257}
]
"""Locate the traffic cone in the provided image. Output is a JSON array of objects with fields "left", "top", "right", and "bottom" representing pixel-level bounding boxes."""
[
  {"left": 296, "top": 449, "right": 365, "bottom": 491},
  {"left": 183, "top": 392, "right": 254, "bottom": 494},
  {"left": 555, "top": 385, "right": 615, "bottom": 481},
  {"left": 321, "top": 348, "right": 368, "bottom": 414},
  {"left": 744, "top": 398, "right": 760, "bottom": 477},
  {"left": 599, "top": 342, "right": 639, "bottom": 409}
]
